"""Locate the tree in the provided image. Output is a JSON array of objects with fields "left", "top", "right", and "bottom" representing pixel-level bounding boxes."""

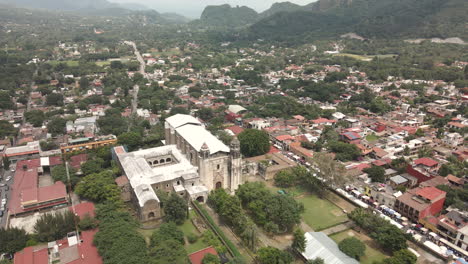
[
  {"left": 34, "top": 211, "right": 76, "bottom": 242},
  {"left": 164, "top": 193, "right": 188, "bottom": 225},
  {"left": 47, "top": 117, "right": 66, "bottom": 136},
  {"left": 308, "top": 258, "right": 325, "bottom": 264},
  {"left": 292, "top": 229, "right": 306, "bottom": 253},
  {"left": 238, "top": 129, "right": 270, "bottom": 157},
  {"left": 150, "top": 238, "right": 188, "bottom": 264},
  {"left": 117, "top": 131, "right": 142, "bottom": 151},
  {"left": 363, "top": 165, "right": 386, "bottom": 183},
  {"left": 197, "top": 107, "right": 214, "bottom": 121},
  {"left": 0, "top": 228, "right": 29, "bottom": 255},
  {"left": 313, "top": 153, "right": 348, "bottom": 187},
  {"left": 0, "top": 120, "right": 17, "bottom": 138},
  {"left": 327, "top": 141, "right": 360, "bottom": 161},
  {"left": 151, "top": 222, "right": 185, "bottom": 246},
  {"left": 46, "top": 93, "right": 64, "bottom": 106},
  {"left": 3, "top": 156, "right": 10, "bottom": 169},
  {"left": 78, "top": 214, "right": 98, "bottom": 230},
  {"left": 274, "top": 170, "right": 297, "bottom": 188},
  {"left": 51, "top": 164, "right": 79, "bottom": 187},
  {"left": 0, "top": 91, "right": 13, "bottom": 110},
  {"left": 75, "top": 171, "right": 120, "bottom": 203},
  {"left": 256, "top": 247, "right": 293, "bottom": 264},
  {"left": 382, "top": 249, "right": 417, "bottom": 264},
  {"left": 202, "top": 253, "right": 221, "bottom": 264},
  {"left": 81, "top": 158, "right": 104, "bottom": 175},
  {"left": 25, "top": 110, "right": 45, "bottom": 127},
  {"left": 338, "top": 237, "right": 365, "bottom": 260},
  {"left": 79, "top": 77, "right": 89, "bottom": 89}
]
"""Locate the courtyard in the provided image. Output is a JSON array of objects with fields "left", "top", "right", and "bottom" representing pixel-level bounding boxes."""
[{"left": 329, "top": 229, "right": 389, "bottom": 264}]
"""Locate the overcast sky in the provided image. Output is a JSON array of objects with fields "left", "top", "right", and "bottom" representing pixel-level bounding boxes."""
[{"left": 109, "top": 0, "right": 315, "bottom": 18}]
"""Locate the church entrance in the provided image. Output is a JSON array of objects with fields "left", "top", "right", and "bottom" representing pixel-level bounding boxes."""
[
  {"left": 148, "top": 212, "right": 155, "bottom": 219},
  {"left": 215, "top": 182, "right": 222, "bottom": 189},
  {"left": 196, "top": 196, "right": 204, "bottom": 203}
]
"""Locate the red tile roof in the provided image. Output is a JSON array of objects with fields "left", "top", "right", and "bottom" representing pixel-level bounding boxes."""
[
  {"left": 115, "top": 175, "right": 129, "bottom": 186},
  {"left": 414, "top": 157, "right": 438, "bottom": 167},
  {"left": 312, "top": 118, "right": 336, "bottom": 124},
  {"left": 276, "top": 135, "right": 295, "bottom": 141},
  {"left": 225, "top": 125, "right": 244, "bottom": 135},
  {"left": 68, "top": 230, "right": 102, "bottom": 264},
  {"left": 69, "top": 202, "right": 96, "bottom": 219},
  {"left": 416, "top": 186, "right": 446, "bottom": 201},
  {"left": 49, "top": 156, "right": 63, "bottom": 166},
  {"left": 14, "top": 246, "right": 48, "bottom": 264},
  {"left": 70, "top": 154, "right": 88, "bottom": 169},
  {"left": 189, "top": 247, "right": 218, "bottom": 264},
  {"left": 9, "top": 159, "right": 67, "bottom": 215}
]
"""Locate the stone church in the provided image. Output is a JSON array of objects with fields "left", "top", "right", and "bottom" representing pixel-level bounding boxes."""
[{"left": 114, "top": 114, "right": 242, "bottom": 222}]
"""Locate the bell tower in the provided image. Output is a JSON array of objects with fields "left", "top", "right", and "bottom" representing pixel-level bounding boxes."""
[{"left": 229, "top": 137, "right": 242, "bottom": 192}]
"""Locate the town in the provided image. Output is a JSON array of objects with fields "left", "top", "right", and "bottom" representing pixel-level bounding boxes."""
[{"left": 0, "top": 1, "right": 467, "bottom": 264}]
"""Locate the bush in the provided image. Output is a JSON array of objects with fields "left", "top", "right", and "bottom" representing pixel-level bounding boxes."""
[
  {"left": 338, "top": 237, "right": 366, "bottom": 260},
  {"left": 187, "top": 233, "right": 199, "bottom": 244}
]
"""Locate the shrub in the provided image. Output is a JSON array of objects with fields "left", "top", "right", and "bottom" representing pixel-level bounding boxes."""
[
  {"left": 187, "top": 233, "right": 199, "bottom": 244},
  {"left": 338, "top": 237, "right": 365, "bottom": 260}
]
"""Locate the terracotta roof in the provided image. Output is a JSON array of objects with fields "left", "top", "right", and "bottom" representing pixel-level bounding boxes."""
[
  {"left": 414, "top": 157, "right": 438, "bottom": 167},
  {"left": 225, "top": 125, "right": 244, "bottom": 135},
  {"left": 14, "top": 246, "right": 48, "bottom": 264},
  {"left": 115, "top": 175, "right": 129, "bottom": 186},
  {"left": 189, "top": 247, "right": 218, "bottom": 264},
  {"left": 312, "top": 118, "right": 336, "bottom": 124},
  {"left": 447, "top": 174, "right": 463, "bottom": 185},
  {"left": 69, "top": 202, "right": 95, "bottom": 219},
  {"left": 69, "top": 154, "right": 88, "bottom": 169},
  {"left": 416, "top": 186, "right": 446, "bottom": 201}
]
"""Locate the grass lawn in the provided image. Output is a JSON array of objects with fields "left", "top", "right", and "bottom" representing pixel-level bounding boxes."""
[
  {"left": 333, "top": 53, "right": 397, "bottom": 61},
  {"left": 47, "top": 60, "right": 79, "bottom": 67},
  {"left": 267, "top": 184, "right": 309, "bottom": 198},
  {"left": 151, "top": 48, "right": 181, "bottom": 57},
  {"left": 330, "top": 229, "right": 388, "bottom": 264},
  {"left": 182, "top": 210, "right": 211, "bottom": 253},
  {"left": 366, "top": 134, "right": 379, "bottom": 142},
  {"left": 137, "top": 210, "right": 210, "bottom": 253},
  {"left": 297, "top": 195, "right": 348, "bottom": 231}
]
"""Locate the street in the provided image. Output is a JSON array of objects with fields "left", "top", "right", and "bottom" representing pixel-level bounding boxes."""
[{"left": 0, "top": 167, "right": 14, "bottom": 228}]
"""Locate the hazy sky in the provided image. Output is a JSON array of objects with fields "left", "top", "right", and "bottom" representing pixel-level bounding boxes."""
[{"left": 109, "top": 0, "right": 315, "bottom": 18}]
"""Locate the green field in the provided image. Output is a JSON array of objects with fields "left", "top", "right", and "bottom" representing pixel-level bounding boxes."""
[
  {"left": 333, "top": 53, "right": 397, "bottom": 61},
  {"left": 330, "top": 229, "right": 388, "bottom": 264},
  {"left": 297, "top": 195, "right": 348, "bottom": 231},
  {"left": 151, "top": 48, "right": 181, "bottom": 57},
  {"left": 366, "top": 134, "right": 379, "bottom": 142},
  {"left": 48, "top": 60, "right": 80, "bottom": 67}
]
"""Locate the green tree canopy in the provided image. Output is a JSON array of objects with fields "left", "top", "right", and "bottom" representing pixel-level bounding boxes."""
[
  {"left": 338, "top": 237, "right": 366, "bottom": 260},
  {"left": 0, "top": 227, "right": 29, "bottom": 255},
  {"left": 47, "top": 117, "right": 66, "bottom": 136},
  {"left": 237, "top": 129, "right": 270, "bottom": 157},
  {"left": 75, "top": 170, "right": 120, "bottom": 203},
  {"left": 256, "top": 246, "right": 293, "bottom": 264},
  {"left": 117, "top": 131, "right": 143, "bottom": 151},
  {"left": 163, "top": 192, "right": 188, "bottom": 225},
  {"left": 363, "top": 165, "right": 386, "bottom": 183},
  {"left": 292, "top": 228, "right": 306, "bottom": 253}
]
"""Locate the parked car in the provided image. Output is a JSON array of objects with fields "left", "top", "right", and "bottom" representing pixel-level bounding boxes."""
[
  {"left": 5, "top": 176, "right": 11, "bottom": 181},
  {"left": 0, "top": 210, "right": 3, "bottom": 217},
  {"left": 0, "top": 183, "right": 5, "bottom": 187}
]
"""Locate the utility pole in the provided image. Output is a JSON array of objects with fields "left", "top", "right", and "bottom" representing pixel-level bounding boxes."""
[{"left": 65, "top": 161, "right": 80, "bottom": 244}]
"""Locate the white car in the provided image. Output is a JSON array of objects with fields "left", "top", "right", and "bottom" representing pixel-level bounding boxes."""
[
  {"left": 1, "top": 198, "right": 6, "bottom": 205},
  {"left": 5, "top": 176, "right": 11, "bottom": 181}
]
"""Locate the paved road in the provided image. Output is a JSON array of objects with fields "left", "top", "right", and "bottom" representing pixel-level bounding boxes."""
[
  {"left": 0, "top": 168, "right": 14, "bottom": 228},
  {"left": 124, "top": 41, "right": 145, "bottom": 116}
]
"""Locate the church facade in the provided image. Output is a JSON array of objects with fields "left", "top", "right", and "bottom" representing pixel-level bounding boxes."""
[{"left": 114, "top": 114, "right": 242, "bottom": 222}]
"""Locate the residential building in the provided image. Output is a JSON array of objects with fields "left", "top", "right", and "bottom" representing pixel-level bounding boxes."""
[{"left": 394, "top": 186, "right": 446, "bottom": 223}]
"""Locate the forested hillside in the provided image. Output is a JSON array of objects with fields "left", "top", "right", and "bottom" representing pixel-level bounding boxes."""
[{"left": 250, "top": 0, "right": 468, "bottom": 41}]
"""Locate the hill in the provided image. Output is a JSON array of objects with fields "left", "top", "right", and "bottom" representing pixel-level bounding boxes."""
[
  {"left": 259, "top": 2, "right": 303, "bottom": 19},
  {"left": 198, "top": 4, "right": 259, "bottom": 27},
  {"left": 250, "top": 0, "right": 468, "bottom": 41},
  {"left": 0, "top": 0, "right": 189, "bottom": 23}
]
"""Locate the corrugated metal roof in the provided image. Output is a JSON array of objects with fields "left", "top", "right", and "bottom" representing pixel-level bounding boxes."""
[{"left": 302, "top": 232, "right": 359, "bottom": 264}]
